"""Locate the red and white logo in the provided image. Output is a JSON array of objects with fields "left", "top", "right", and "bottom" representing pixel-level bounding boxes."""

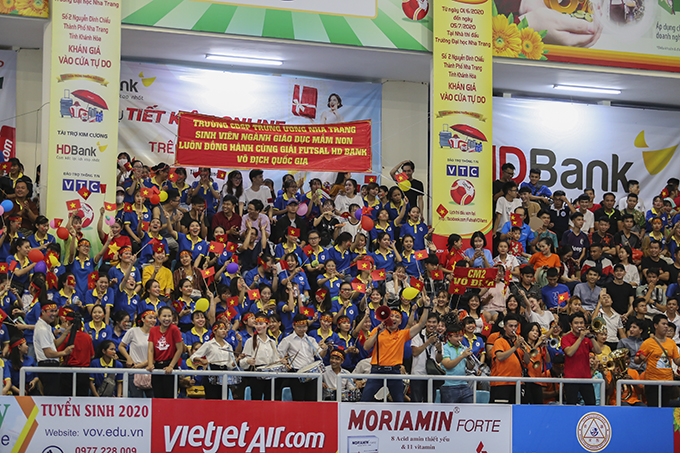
[
  {"left": 576, "top": 412, "right": 612, "bottom": 452},
  {"left": 450, "top": 179, "right": 475, "bottom": 205}
]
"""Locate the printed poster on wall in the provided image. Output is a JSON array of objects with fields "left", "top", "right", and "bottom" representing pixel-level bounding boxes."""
[
  {"left": 45, "top": 0, "right": 121, "bottom": 248},
  {"left": 0, "top": 0, "right": 48, "bottom": 18},
  {"left": 431, "top": 0, "right": 493, "bottom": 249},
  {"left": 493, "top": 96, "right": 680, "bottom": 209},
  {"left": 118, "top": 60, "right": 382, "bottom": 176},
  {"left": 0, "top": 50, "right": 16, "bottom": 164},
  {"left": 0, "top": 397, "right": 151, "bottom": 452},
  {"left": 339, "top": 403, "right": 512, "bottom": 453}
]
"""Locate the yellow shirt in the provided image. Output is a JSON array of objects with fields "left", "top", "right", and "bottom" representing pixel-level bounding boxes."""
[{"left": 142, "top": 265, "right": 174, "bottom": 294}]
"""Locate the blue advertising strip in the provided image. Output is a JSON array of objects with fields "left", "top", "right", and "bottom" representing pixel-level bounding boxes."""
[{"left": 513, "top": 406, "right": 673, "bottom": 453}]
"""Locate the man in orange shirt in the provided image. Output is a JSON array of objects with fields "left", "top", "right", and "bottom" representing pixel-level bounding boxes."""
[
  {"left": 635, "top": 314, "right": 680, "bottom": 407},
  {"left": 361, "top": 295, "right": 432, "bottom": 402},
  {"left": 490, "top": 313, "right": 526, "bottom": 404}
]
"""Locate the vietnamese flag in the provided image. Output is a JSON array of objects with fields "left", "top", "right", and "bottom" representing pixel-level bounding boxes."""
[
  {"left": 300, "top": 306, "right": 316, "bottom": 318},
  {"left": 209, "top": 241, "right": 225, "bottom": 255},
  {"left": 0, "top": 263, "right": 7, "bottom": 274},
  {"left": 357, "top": 259, "right": 372, "bottom": 271},
  {"left": 77, "top": 186, "right": 92, "bottom": 200},
  {"left": 104, "top": 202, "right": 117, "bottom": 212},
  {"left": 216, "top": 170, "right": 227, "bottom": 180},
  {"left": 215, "top": 234, "right": 228, "bottom": 244},
  {"left": 140, "top": 187, "right": 151, "bottom": 198},
  {"left": 371, "top": 269, "right": 386, "bottom": 281},
  {"left": 227, "top": 296, "right": 239, "bottom": 307},
  {"left": 168, "top": 170, "right": 179, "bottom": 183},
  {"left": 8, "top": 261, "right": 17, "bottom": 273},
  {"left": 279, "top": 259, "right": 289, "bottom": 271},
  {"left": 123, "top": 161, "right": 133, "bottom": 171},
  {"left": 123, "top": 203, "right": 134, "bottom": 213},
  {"left": 66, "top": 199, "right": 81, "bottom": 211},
  {"left": 431, "top": 270, "right": 444, "bottom": 280},
  {"left": 395, "top": 172, "right": 408, "bottom": 183},
  {"left": 414, "top": 250, "right": 428, "bottom": 260},
  {"left": 364, "top": 175, "right": 377, "bottom": 184},
  {"left": 225, "top": 242, "right": 237, "bottom": 253},
  {"left": 171, "top": 300, "right": 185, "bottom": 314},
  {"left": 141, "top": 221, "right": 150, "bottom": 232},
  {"left": 0, "top": 308, "right": 7, "bottom": 324},
  {"left": 351, "top": 279, "right": 366, "bottom": 293},
  {"left": 511, "top": 213, "right": 522, "bottom": 227},
  {"left": 226, "top": 307, "right": 239, "bottom": 320},
  {"left": 557, "top": 291, "right": 569, "bottom": 306},
  {"left": 436, "top": 204, "right": 449, "bottom": 218},
  {"left": 410, "top": 277, "right": 424, "bottom": 291},
  {"left": 88, "top": 271, "right": 99, "bottom": 290},
  {"left": 449, "top": 283, "right": 465, "bottom": 295},
  {"left": 303, "top": 245, "right": 313, "bottom": 257},
  {"left": 248, "top": 289, "right": 261, "bottom": 300},
  {"left": 46, "top": 272, "right": 58, "bottom": 289},
  {"left": 0, "top": 162, "right": 10, "bottom": 173}
]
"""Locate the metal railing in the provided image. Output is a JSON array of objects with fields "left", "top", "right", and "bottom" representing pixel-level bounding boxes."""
[
  {"left": 21, "top": 366, "right": 606, "bottom": 404},
  {"left": 336, "top": 373, "right": 606, "bottom": 405},
  {"left": 615, "top": 379, "right": 680, "bottom": 407}
]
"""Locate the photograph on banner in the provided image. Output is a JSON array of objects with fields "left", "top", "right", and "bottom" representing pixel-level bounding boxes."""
[
  {"left": 512, "top": 405, "right": 673, "bottom": 452},
  {"left": 492, "top": 0, "right": 680, "bottom": 70},
  {"left": 0, "top": 0, "right": 49, "bottom": 18},
  {"left": 0, "top": 50, "right": 16, "bottom": 164},
  {"left": 176, "top": 113, "right": 371, "bottom": 172},
  {"left": 118, "top": 61, "right": 382, "bottom": 176},
  {"left": 339, "top": 403, "right": 512, "bottom": 453},
  {"left": 122, "top": 0, "right": 432, "bottom": 51},
  {"left": 45, "top": 0, "right": 121, "bottom": 260},
  {"left": 152, "top": 400, "right": 338, "bottom": 452},
  {"left": 493, "top": 97, "right": 680, "bottom": 208},
  {"left": 0, "top": 397, "right": 152, "bottom": 451}
]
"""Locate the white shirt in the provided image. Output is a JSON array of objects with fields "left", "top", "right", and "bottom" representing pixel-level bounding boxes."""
[
  {"left": 618, "top": 196, "right": 646, "bottom": 213},
  {"left": 598, "top": 309, "right": 624, "bottom": 344},
  {"left": 570, "top": 210, "right": 594, "bottom": 233},
  {"left": 121, "top": 327, "right": 150, "bottom": 364},
  {"left": 240, "top": 335, "right": 281, "bottom": 368},
  {"left": 34, "top": 317, "right": 56, "bottom": 362},
  {"left": 335, "top": 194, "right": 363, "bottom": 215},
  {"left": 191, "top": 338, "right": 237, "bottom": 368},
  {"left": 494, "top": 255, "right": 520, "bottom": 282},
  {"left": 411, "top": 331, "right": 437, "bottom": 376},
  {"left": 528, "top": 310, "right": 555, "bottom": 331},
  {"left": 244, "top": 185, "right": 273, "bottom": 208},
  {"left": 668, "top": 312, "right": 680, "bottom": 344},
  {"left": 495, "top": 197, "right": 522, "bottom": 232},
  {"left": 338, "top": 219, "right": 364, "bottom": 240},
  {"left": 278, "top": 333, "right": 321, "bottom": 370},
  {"left": 623, "top": 264, "right": 640, "bottom": 286},
  {"left": 323, "top": 367, "right": 356, "bottom": 391}
]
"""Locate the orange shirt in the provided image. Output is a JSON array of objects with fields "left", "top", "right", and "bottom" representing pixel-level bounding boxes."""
[
  {"left": 370, "top": 327, "right": 412, "bottom": 367},
  {"left": 606, "top": 369, "right": 643, "bottom": 406},
  {"left": 639, "top": 336, "right": 679, "bottom": 381},
  {"left": 527, "top": 347, "right": 548, "bottom": 382},
  {"left": 529, "top": 252, "right": 561, "bottom": 271},
  {"left": 490, "top": 336, "right": 524, "bottom": 386}
]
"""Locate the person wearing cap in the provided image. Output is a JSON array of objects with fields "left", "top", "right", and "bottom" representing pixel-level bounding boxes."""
[
  {"left": 8, "top": 337, "right": 39, "bottom": 395},
  {"left": 34, "top": 297, "right": 75, "bottom": 395},
  {"left": 322, "top": 348, "right": 356, "bottom": 400},
  {"left": 273, "top": 179, "right": 301, "bottom": 219},
  {"left": 278, "top": 312, "right": 329, "bottom": 401},
  {"left": 360, "top": 293, "right": 432, "bottom": 402},
  {"left": 142, "top": 242, "right": 173, "bottom": 297},
  {"left": 57, "top": 310, "right": 95, "bottom": 396},
  {"left": 275, "top": 198, "right": 309, "bottom": 245},
  {"left": 190, "top": 320, "right": 238, "bottom": 399}
]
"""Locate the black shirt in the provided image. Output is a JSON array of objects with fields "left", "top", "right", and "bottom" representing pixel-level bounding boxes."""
[
  {"left": 613, "top": 230, "right": 641, "bottom": 250},
  {"left": 669, "top": 263, "right": 680, "bottom": 287},
  {"left": 180, "top": 210, "right": 206, "bottom": 232},
  {"left": 625, "top": 317, "right": 654, "bottom": 339},
  {"left": 549, "top": 204, "right": 570, "bottom": 241},
  {"left": 593, "top": 207, "right": 622, "bottom": 235},
  {"left": 605, "top": 280, "right": 636, "bottom": 315},
  {"left": 272, "top": 214, "right": 308, "bottom": 244},
  {"left": 640, "top": 256, "right": 671, "bottom": 284},
  {"left": 404, "top": 178, "right": 424, "bottom": 209}
]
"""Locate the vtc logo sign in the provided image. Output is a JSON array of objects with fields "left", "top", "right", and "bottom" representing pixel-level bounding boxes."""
[
  {"left": 447, "top": 165, "right": 479, "bottom": 178},
  {"left": 62, "top": 179, "right": 101, "bottom": 193}
]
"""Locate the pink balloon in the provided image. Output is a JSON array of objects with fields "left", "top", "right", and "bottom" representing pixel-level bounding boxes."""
[{"left": 297, "top": 203, "right": 308, "bottom": 216}]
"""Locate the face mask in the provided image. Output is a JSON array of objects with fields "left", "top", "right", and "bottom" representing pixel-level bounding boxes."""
[{"left": 116, "top": 195, "right": 124, "bottom": 204}]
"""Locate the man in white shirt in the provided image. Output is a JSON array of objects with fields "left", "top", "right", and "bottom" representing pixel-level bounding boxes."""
[
  {"left": 322, "top": 349, "right": 356, "bottom": 400},
  {"left": 278, "top": 313, "right": 328, "bottom": 401},
  {"left": 243, "top": 170, "right": 273, "bottom": 209},
  {"left": 494, "top": 181, "right": 522, "bottom": 234},
  {"left": 410, "top": 312, "right": 442, "bottom": 402},
  {"left": 34, "top": 300, "right": 74, "bottom": 395},
  {"left": 617, "top": 180, "right": 646, "bottom": 213},
  {"left": 569, "top": 194, "right": 595, "bottom": 234}
]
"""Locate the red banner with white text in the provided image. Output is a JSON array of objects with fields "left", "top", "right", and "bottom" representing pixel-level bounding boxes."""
[
  {"left": 152, "top": 399, "right": 338, "bottom": 452},
  {"left": 176, "top": 112, "right": 372, "bottom": 172}
]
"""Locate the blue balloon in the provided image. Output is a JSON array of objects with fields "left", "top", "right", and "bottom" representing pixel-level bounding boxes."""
[
  {"left": 354, "top": 209, "right": 362, "bottom": 221},
  {"left": 0, "top": 200, "right": 13, "bottom": 212},
  {"left": 34, "top": 261, "right": 47, "bottom": 274},
  {"left": 226, "top": 262, "right": 239, "bottom": 274}
]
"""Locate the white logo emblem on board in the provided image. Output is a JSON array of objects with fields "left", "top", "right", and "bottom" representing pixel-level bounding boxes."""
[{"left": 576, "top": 412, "right": 612, "bottom": 452}]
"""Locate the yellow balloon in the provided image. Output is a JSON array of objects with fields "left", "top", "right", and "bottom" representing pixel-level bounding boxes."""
[
  {"left": 398, "top": 180, "right": 412, "bottom": 192},
  {"left": 195, "top": 298, "right": 210, "bottom": 312},
  {"left": 403, "top": 287, "right": 419, "bottom": 300},
  {"left": 49, "top": 256, "right": 60, "bottom": 268},
  {"left": 159, "top": 191, "right": 168, "bottom": 202}
]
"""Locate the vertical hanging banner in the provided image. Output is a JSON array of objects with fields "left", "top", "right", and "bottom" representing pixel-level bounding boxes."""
[
  {"left": 0, "top": 50, "right": 17, "bottom": 164},
  {"left": 46, "top": 0, "right": 121, "bottom": 247},
  {"left": 432, "top": 0, "right": 493, "bottom": 250}
]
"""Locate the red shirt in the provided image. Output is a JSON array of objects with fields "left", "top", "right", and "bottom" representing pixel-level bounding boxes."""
[
  {"left": 149, "top": 324, "right": 182, "bottom": 362},
  {"left": 211, "top": 212, "right": 242, "bottom": 243},
  {"left": 560, "top": 332, "right": 593, "bottom": 378},
  {"left": 58, "top": 331, "right": 94, "bottom": 367}
]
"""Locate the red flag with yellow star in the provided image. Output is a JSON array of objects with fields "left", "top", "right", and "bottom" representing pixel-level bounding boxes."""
[
  {"left": 168, "top": 170, "right": 179, "bottom": 183},
  {"left": 436, "top": 204, "right": 449, "bottom": 218},
  {"left": 225, "top": 242, "right": 237, "bottom": 253},
  {"left": 215, "top": 234, "right": 228, "bottom": 244},
  {"left": 364, "top": 175, "right": 377, "bottom": 184},
  {"left": 357, "top": 259, "right": 372, "bottom": 272},
  {"left": 104, "top": 202, "right": 117, "bottom": 212},
  {"left": 216, "top": 170, "right": 227, "bottom": 180},
  {"left": 66, "top": 199, "right": 81, "bottom": 211},
  {"left": 395, "top": 172, "right": 408, "bottom": 183},
  {"left": 431, "top": 270, "right": 444, "bottom": 280},
  {"left": 88, "top": 271, "right": 99, "bottom": 290},
  {"left": 449, "top": 283, "right": 465, "bottom": 295},
  {"left": 227, "top": 296, "right": 239, "bottom": 307},
  {"left": 46, "top": 272, "right": 57, "bottom": 289},
  {"left": 248, "top": 289, "right": 261, "bottom": 300},
  {"left": 226, "top": 307, "right": 238, "bottom": 320},
  {"left": 123, "top": 203, "right": 133, "bottom": 213},
  {"left": 0, "top": 263, "right": 7, "bottom": 274},
  {"left": 300, "top": 306, "right": 316, "bottom": 318},
  {"left": 351, "top": 279, "right": 366, "bottom": 293},
  {"left": 77, "top": 186, "right": 92, "bottom": 200},
  {"left": 200, "top": 267, "right": 215, "bottom": 282},
  {"left": 410, "top": 277, "right": 424, "bottom": 291},
  {"left": 510, "top": 213, "right": 522, "bottom": 227},
  {"left": 0, "top": 162, "right": 10, "bottom": 174},
  {"left": 557, "top": 291, "right": 569, "bottom": 305},
  {"left": 414, "top": 249, "right": 428, "bottom": 260},
  {"left": 371, "top": 269, "right": 386, "bottom": 281},
  {"left": 209, "top": 241, "right": 225, "bottom": 255},
  {"left": 303, "top": 245, "right": 313, "bottom": 257}
]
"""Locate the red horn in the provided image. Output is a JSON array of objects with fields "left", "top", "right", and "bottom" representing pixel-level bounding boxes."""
[{"left": 375, "top": 306, "right": 393, "bottom": 326}]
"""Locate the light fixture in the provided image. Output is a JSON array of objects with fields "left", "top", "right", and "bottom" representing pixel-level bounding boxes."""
[
  {"left": 205, "top": 54, "right": 283, "bottom": 66},
  {"left": 553, "top": 84, "right": 621, "bottom": 95}
]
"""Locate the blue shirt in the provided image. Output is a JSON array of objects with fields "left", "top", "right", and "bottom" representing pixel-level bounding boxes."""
[
  {"left": 6, "top": 255, "right": 31, "bottom": 287},
  {"left": 541, "top": 283, "right": 570, "bottom": 309},
  {"left": 138, "top": 297, "right": 169, "bottom": 315},
  {"left": 176, "top": 233, "right": 208, "bottom": 261},
  {"left": 139, "top": 233, "right": 168, "bottom": 265},
  {"left": 324, "top": 246, "right": 352, "bottom": 274},
  {"left": 401, "top": 250, "right": 424, "bottom": 277},
  {"left": 27, "top": 233, "right": 55, "bottom": 249},
  {"left": 89, "top": 357, "right": 123, "bottom": 388},
  {"left": 317, "top": 273, "right": 342, "bottom": 300},
  {"left": 191, "top": 180, "right": 219, "bottom": 215},
  {"left": 274, "top": 242, "right": 306, "bottom": 265},
  {"left": 370, "top": 249, "right": 398, "bottom": 273},
  {"left": 461, "top": 334, "right": 485, "bottom": 358},
  {"left": 70, "top": 256, "right": 96, "bottom": 301},
  {"left": 123, "top": 206, "right": 152, "bottom": 239},
  {"left": 400, "top": 220, "right": 428, "bottom": 251},
  {"left": 113, "top": 290, "right": 141, "bottom": 320},
  {"left": 243, "top": 267, "right": 274, "bottom": 288},
  {"left": 183, "top": 327, "right": 211, "bottom": 347},
  {"left": 442, "top": 342, "right": 468, "bottom": 386},
  {"left": 0, "top": 232, "right": 23, "bottom": 262},
  {"left": 277, "top": 301, "right": 297, "bottom": 335},
  {"left": 23, "top": 302, "right": 41, "bottom": 344},
  {"left": 520, "top": 181, "right": 552, "bottom": 198},
  {"left": 279, "top": 269, "right": 310, "bottom": 293},
  {"left": 464, "top": 248, "right": 494, "bottom": 268},
  {"left": 84, "top": 321, "right": 114, "bottom": 352},
  {"left": 501, "top": 221, "right": 535, "bottom": 252},
  {"left": 52, "top": 289, "right": 80, "bottom": 308},
  {"left": 370, "top": 222, "right": 394, "bottom": 245},
  {"left": 9, "top": 355, "right": 36, "bottom": 388}
]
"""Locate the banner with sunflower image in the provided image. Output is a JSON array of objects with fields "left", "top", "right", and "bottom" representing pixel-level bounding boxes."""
[
  {"left": 0, "top": 0, "right": 48, "bottom": 18},
  {"left": 492, "top": 2, "right": 548, "bottom": 59}
]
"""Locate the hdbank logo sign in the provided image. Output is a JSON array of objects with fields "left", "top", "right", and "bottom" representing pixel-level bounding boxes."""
[{"left": 636, "top": 130, "right": 678, "bottom": 175}]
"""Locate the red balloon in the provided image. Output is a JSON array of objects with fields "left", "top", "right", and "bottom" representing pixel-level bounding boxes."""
[
  {"left": 361, "top": 216, "right": 374, "bottom": 231},
  {"left": 28, "top": 249, "right": 44, "bottom": 263},
  {"left": 57, "top": 227, "right": 69, "bottom": 240},
  {"left": 150, "top": 194, "right": 160, "bottom": 205}
]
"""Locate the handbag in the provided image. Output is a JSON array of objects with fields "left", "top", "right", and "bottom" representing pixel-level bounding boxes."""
[
  {"left": 97, "top": 375, "right": 116, "bottom": 397},
  {"left": 423, "top": 334, "right": 445, "bottom": 376},
  {"left": 133, "top": 373, "right": 152, "bottom": 390}
]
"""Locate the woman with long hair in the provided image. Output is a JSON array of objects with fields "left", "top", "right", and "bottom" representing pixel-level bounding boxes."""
[
  {"left": 7, "top": 237, "right": 36, "bottom": 293},
  {"left": 521, "top": 322, "right": 550, "bottom": 405},
  {"left": 110, "top": 310, "right": 130, "bottom": 351},
  {"left": 118, "top": 309, "right": 156, "bottom": 398},
  {"left": 84, "top": 272, "right": 113, "bottom": 323},
  {"left": 139, "top": 278, "right": 168, "bottom": 314},
  {"left": 8, "top": 337, "right": 39, "bottom": 395},
  {"left": 617, "top": 245, "right": 640, "bottom": 287},
  {"left": 174, "top": 278, "right": 195, "bottom": 332},
  {"left": 146, "top": 306, "right": 184, "bottom": 398},
  {"left": 172, "top": 250, "right": 206, "bottom": 295},
  {"left": 240, "top": 312, "right": 283, "bottom": 400},
  {"left": 464, "top": 231, "right": 492, "bottom": 268},
  {"left": 84, "top": 304, "right": 114, "bottom": 352},
  {"left": 334, "top": 179, "right": 363, "bottom": 216},
  {"left": 89, "top": 340, "right": 124, "bottom": 397},
  {"left": 221, "top": 170, "right": 245, "bottom": 215},
  {"left": 58, "top": 310, "right": 94, "bottom": 396}
]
